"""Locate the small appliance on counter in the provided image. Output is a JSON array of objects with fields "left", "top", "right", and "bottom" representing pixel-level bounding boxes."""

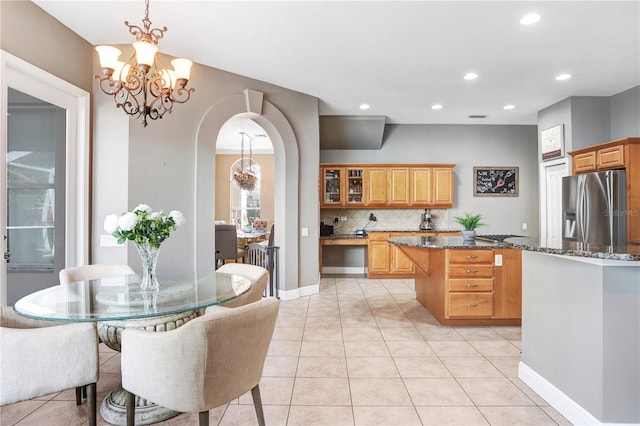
[
  {"left": 419, "top": 209, "right": 433, "bottom": 231},
  {"left": 320, "top": 222, "right": 334, "bottom": 236}
]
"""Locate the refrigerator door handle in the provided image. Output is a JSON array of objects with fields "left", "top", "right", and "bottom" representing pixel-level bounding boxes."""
[{"left": 577, "top": 175, "right": 587, "bottom": 243}]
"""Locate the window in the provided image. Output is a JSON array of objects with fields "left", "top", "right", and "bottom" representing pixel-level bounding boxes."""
[{"left": 230, "top": 158, "right": 261, "bottom": 230}]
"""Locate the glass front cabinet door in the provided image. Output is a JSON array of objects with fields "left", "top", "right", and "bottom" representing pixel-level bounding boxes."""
[{"left": 322, "top": 168, "right": 343, "bottom": 206}]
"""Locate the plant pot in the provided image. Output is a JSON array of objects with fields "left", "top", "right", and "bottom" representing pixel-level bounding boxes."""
[{"left": 461, "top": 230, "right": 476, "bottom": 241}]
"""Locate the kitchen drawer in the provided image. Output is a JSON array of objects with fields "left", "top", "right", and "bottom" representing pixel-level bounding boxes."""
[
  {"left": 597, "top": 145, "right": 625, "bottom": 169},
  {"left": 448, "top": 293, "right": 493, "bottom": 317},
  {"left": 449, "top": 250, "right": 493, "bottom": 264},
  {"left": 321, "top": 238, "right": 368, "bottom": 246},
  {"left": 449, "top": 278, "right": 493, "bottom": 292},
  {"left": 448, "top": 264, "right": 494, "bottom": 278},
  {"left": 368, "top": 232, "right": 390, "bottom": 241}
]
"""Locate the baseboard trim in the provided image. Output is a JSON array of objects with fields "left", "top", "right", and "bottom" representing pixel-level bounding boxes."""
[
  {"left": 518, "top": 361, "right": 629, "bottom": 426},
  {"left": 277, "top": 283, "right": 319, "bottom": 301}
]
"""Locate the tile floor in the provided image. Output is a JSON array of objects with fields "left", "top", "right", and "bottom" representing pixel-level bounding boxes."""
[{"left": 1, "top": 277, "right": 571, "bottom": 426}]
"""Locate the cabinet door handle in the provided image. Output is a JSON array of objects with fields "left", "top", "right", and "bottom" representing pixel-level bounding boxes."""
[
  {"left": 466, "top": 255, "right": 477, "bottom": 259},
  {"left": 466, "top": 269, "right": 478, "bottom": 273},
  {"left": 465, "top": 303, "right": 478, "bottom": 308},
  {"left": 466, "top": 283, "right": 478, "bottom": 287}
]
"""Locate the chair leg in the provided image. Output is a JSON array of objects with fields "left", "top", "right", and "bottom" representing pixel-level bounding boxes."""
[
  {"left": 251, "top": 384, "right": 266, "bottom": 426},
  {"left": 87, "top": 383, "right": 97, "bottom": 426},
  {"left": 75, "top": 386, "right": 82, "bottom": 405},
  {"left": 198, "top": 411, "right": 209, "bottom": 426},
  {"left": 125, "top": 390, "right": 136, "bottom": 426}
]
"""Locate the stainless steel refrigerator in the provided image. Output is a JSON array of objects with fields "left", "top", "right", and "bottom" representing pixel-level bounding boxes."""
[{"left": 562, "top": 170, "right": 627, "bottom": 246}]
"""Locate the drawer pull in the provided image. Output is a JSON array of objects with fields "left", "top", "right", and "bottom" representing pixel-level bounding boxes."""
[
  {"left": 466, "top": 283, "right": 478, "bottom": 287},
  {"left": 465, "top": 303, "right": 478, "bottom": 308},
  {"left": 466, "top": 255, "right": 478, "bottom": 259},
  {"left": 466, "top": 269, "right": 478, "bottom": 273}
]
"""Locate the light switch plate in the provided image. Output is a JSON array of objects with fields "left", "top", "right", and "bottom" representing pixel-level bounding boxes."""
[
  {"left": 495, "top": 254, "right": 503, "bottom": 266},
  {"left": 100, "top": 234, "right": 121, "bottom": 247},
  {"left": 301, "top": 227, "right": 309, "bottom": 237}
]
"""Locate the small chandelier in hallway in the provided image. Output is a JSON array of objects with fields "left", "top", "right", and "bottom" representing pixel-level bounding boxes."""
[
  {"left": 233, "top": 132, "right": 258, "bottom": 191},
  {"left": 94, "top": 0, "right": 194, "bottom": 127}
]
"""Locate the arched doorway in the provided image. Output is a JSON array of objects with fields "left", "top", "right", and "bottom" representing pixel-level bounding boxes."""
[{"left": 195, "top": 89, "right": 299, "bottom": 297}]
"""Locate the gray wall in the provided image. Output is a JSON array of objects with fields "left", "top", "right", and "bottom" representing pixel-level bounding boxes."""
[
  {"left": 321, "top": 124, "right": 539, "bottom": 236},
  {"left": 611, "top": 86, "right": 640, "bottom": 139}
]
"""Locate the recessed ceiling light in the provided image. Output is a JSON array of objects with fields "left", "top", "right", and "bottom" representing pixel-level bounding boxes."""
[
  {"left": 431, "top": 104, "right": 443, "bottom": 110},
  {"left": 464, "top": 73, "right": 478, "bottom": 80},
  {"left": 520, "top": 13, "right": 541, "bottom": 25},
  {"left": 504, "top": 105, "right": 515, "bottom": 110},
  {"left": 555, "top": 73, "right": 572, "bottom": 81},
  {"left": 359, "top": 103, "right": 370, "bottom": 110}
]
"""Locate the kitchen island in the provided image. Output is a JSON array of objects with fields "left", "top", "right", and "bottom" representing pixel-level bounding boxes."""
[
  {"left": 505, "top": 237, "right": 640, "bottom": 425},
  {"left": 388, "top": 236, "right": 522, "bottom": 326}
]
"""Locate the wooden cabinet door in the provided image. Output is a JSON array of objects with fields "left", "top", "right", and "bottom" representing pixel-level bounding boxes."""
[
  {"left": 366, "top": 167, "right": 388, "bottom": 206},
  {"left": 433, "top": 167, "right": 454, "bottom": 207},
  {"left": 388, "top": 167, "right": 410, "bottom": 205},
  {"left": 411, "top": 167, "right": 432, "bottom": 205},
  {"left": 573, "top": 152, "right": 597, "bottom": 174},
  {"left": 368, "top": 241, "right": 390, "bottom": 274},
  {"left": 321, "top": 167, "right": 344, "bottom": 206},
  {"left": 345, "top": 167, "right": 365, "bottom": 206},
  {"left": 597, "top": 145, "right": 625, "bottom": 170},
  {"left": 390, "top": 244, "right": 414, "bottom": 274}
]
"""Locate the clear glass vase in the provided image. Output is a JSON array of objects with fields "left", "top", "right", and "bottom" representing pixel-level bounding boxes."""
[{"left": 136, "top": 243, "right": 160, "bottom": 290}]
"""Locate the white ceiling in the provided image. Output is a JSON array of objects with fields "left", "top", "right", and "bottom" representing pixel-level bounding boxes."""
[{"left": 34, "top": 0, "right": 640, "bottom": 149}]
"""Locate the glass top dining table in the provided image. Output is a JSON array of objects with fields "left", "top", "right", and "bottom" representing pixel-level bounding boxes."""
[{"left": 13, "top": 271, "right": 252, "bottom": 322}]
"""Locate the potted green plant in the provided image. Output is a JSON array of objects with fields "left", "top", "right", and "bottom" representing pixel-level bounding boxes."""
[{"left": 454, "top": 212, "right": 486, "bottom": 241}]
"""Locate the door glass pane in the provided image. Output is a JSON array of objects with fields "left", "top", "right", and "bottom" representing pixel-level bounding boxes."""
[{"left": 7, "top": 88, "right": 64, "bottom": 267}]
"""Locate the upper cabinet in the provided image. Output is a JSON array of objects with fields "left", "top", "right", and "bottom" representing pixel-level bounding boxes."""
[
  {"left": 321, "top": 164, "right": 455, "bottom": 208},
  {"left": 321, "top": 166, "right": 365, "bottom": 207}
]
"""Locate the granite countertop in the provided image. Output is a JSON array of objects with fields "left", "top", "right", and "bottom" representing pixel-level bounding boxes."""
[
  {"left": 388, "top": 235, "right": 501, "bottom": 249},
  {"left": 504, "top": 237, "right": 640, "bottom": 262}
]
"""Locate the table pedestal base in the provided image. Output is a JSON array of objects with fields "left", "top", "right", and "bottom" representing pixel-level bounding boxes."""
[{"left": 100, "top": 384, "right": 180, "bottom": 426}]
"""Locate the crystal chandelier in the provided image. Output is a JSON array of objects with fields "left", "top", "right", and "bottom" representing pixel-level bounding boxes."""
[
  {"left": 94, "top": 0, "right": 194, "bottom": 127},
  {"left": 233, "top": 132, "right": 258, "bottom": 191}
]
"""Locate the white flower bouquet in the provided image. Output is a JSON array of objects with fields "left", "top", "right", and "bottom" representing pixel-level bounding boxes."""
[{"left": 104, "top": 204, "right": 185, "bottom": 250}]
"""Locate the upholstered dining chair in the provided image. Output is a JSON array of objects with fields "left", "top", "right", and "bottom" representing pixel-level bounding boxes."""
[
  {"left": 121, "top": 297, "right": 280, "bottom": 426},
  {"left": 215, "top": 224, "right": 245, "bottom": 266},
  {"left": 209, "top": 263, "right": 268, "bottom": 309},
  {"left": 0, "top": 306, "right": 99, "bottom": 426},
  {"left": 59, "top": 263, "right": 136, "bottom": 285}
]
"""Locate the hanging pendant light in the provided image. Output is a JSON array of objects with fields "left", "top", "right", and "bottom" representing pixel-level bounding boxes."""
[
  {"left": 233, "top": 132, "right": 258, "bottom": 191},
  {"left": 94, "top": 0, "right": 194, "bottom": 127}
]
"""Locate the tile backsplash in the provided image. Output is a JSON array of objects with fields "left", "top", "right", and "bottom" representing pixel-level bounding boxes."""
[{"left": 320, "top": 209, "right": 452, "bottom": 234}]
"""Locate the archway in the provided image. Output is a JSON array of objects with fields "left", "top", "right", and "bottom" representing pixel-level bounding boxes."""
[{"left": 194, "top": 89, "right": 299, "bottom": 296}]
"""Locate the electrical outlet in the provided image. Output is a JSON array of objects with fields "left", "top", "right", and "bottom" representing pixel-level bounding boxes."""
[
  {"left": 522, "top": 222, "right": 528, "bottom": 230},
  {"left": 495, "top": 254, "right": 503, "bottom": 266},
  {"left": 341, "top": 216, "right": 347, "bottom": 221},
  {"left": 301, "top": 227, "right": 309, "bottom": 237}
]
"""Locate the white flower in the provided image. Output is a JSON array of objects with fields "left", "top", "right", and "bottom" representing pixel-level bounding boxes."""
[
  {"left": 134, "top": 204, "right": 152, "bottom": 214},
  {"left": 104, "top": 214, "right": 120, "bottom": 234},
  {"left": 118, "top": 212, "right": 139, "bottom": 231},
  {"left": 150, "top": 211, "right": 162, "bottom": 220},
  {"left": 169, "top": 210, "right": 185, "bottom": 227}
]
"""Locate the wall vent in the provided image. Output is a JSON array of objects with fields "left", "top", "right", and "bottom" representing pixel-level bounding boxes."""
[{"left": 468, "top": 114, "right": 487, "bottom": 119}]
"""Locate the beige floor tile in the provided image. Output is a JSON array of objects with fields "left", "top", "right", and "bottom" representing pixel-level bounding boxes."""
[
  {"left": 428, "top": 340, "right": 482, "bottom": 357},
  {"left": 491, "top": 326, "right": 522, "bottom": 340},
  {"left": 349, "top": 378, "right": 413, "bottom": 406},
  {"left": 458, "top": 378, "right": 535, "bottom": 406},
  {"left": 268, "top": 339, "right": 302, "bottom": 356},
  {"left": 403, "top": 378, "right": 474, "bottom": 406},
  {"left": 277, "top": 307, "right": 309, "bottom": 318},
  {"left": 306, "top": 306, "right": 341, "bottom": 318},
  {"left": 373, "top": 315, "right": 414, "bottom": 328},
  {"left": 304, "top": 315, "right": 342, "bottom": 329},
  {"left": 262, "top": 356, "right": 299, "bottom": 377},
  {"left": 237, "top": 377, "right": 295, "bottom": 406},
  {"left": 342, "top": 327, "right": 383, "bottom": 341},
  {"left": 275, "top": 314, "right": 306, "bottom": 328},
  {"left": 416, "top": 325, "right": 464, "bottom": 341},
  {"left": 540, "top": 405, "right": 573, "bottom": 425},
  {"left": 156, "top": 405, "right": 226, "bottom": 425},
  {"left": 219, "top": 404, "right": 288, "bottom": 426},
  {"left": 510, "top": 378, "right": 549, "bottom": 405},
  {"left": 12, "top": 400, "right": 88, "bottom": 426},
  {"left": 300, "top": 340, "right": 345, "bottom": 357},
  {"left": 303, "top": 325, "right": 343, "bottom": 341},
  {"left": 379, "top": 327, "right": 423, "bottom": 341},
  {"left": 478, "top": 406, "right": 557, "bottom": 425},
  {"left": 344, "top": 340, "right": 391, "bottom": 357},
  {"left": 353, "top": 406, "right": 421, "bottom": 425},
  {"left": 290, "top": 378, "right": 352, "bottom": 406},
  {"left": 271, "top": 327, "right": 304, "bottom": 341},
  {"left": 416, "top": 406, "right": 489, "bottom": 425},
  {"left": 346, "top": 357, "right": 400, "bottom": 378},
  {"left": 386, "top": 340, "right": 436, "bottom": 357},
  {"left": 455, "top": 326, "right": 503, "bottom": 340},
  {"left": 297, "top": 356, "right": 348, "bottom": 377},
  {"left": 287, "top": 405, "right": 354, "bottom": 426},
  {"left": 440, "top": 357, "right": 504, "bottom": 378},
  {"left": 486, "top": 356, "right": 520, "bottom": 377},
  {"left": 98, "top": 353, "right": 121, "bottom": 374},
  {"left": 340, "top": 315, "right": 378, "bottom": 328},
  {"left": 0, "top": 400, "right": 47, "bottom": 426},
  {"left": 394, "top": 357, "right": 452, "bottom": 378},
  {"left": 469, "top": 340, "right": 522, "bottom": 357}
]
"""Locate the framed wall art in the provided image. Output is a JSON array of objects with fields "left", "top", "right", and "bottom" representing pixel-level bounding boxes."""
[
  {"left": 540, "top": 124, "right": 564, "bottom": 161},
  {"left": 473, "top": 167, "right": 519, "bottom": 197}
]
